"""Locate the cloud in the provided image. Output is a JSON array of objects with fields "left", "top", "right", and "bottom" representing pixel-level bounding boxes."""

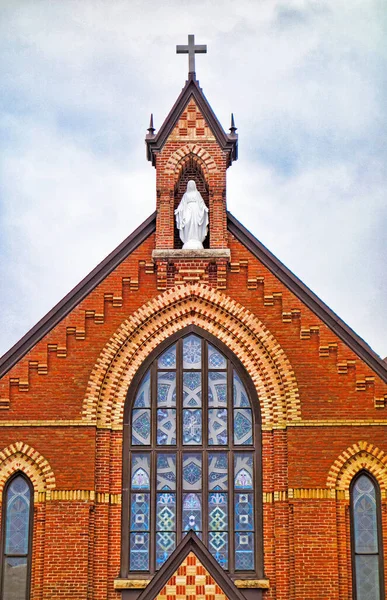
[{"left": 0, "top": 0, "right": 386, "bottom": 358}]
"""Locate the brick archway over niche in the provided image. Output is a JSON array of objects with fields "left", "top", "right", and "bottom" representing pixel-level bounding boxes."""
[
  {"left": 164, "top": 144, "right": 216, "bottom": 177},
  {"left": 82, "top": 283, "right": 300, "bottom": 430},
  {"left": 0, "top": 441, "right": 56, "bottom": 497},
  {"left": 326, "top": 441, "right": 387, "bottom": 497}
]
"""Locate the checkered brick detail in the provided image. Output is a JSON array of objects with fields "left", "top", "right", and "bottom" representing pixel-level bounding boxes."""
[{"left": 154, "top": 552, "right": 229, "bottom": 600}]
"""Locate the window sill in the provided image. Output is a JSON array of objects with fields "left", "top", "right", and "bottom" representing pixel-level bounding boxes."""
[{"left": 114, "top": 578, "right": 270, "bottom": 590}]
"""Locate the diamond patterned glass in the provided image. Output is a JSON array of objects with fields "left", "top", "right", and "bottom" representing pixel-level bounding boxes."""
[
  {"left": 5, "top": 476, "right": 30, "bottom": 555},
  {"left": 355, "top": 555, "right": 380, "bottom": 600},
  {"left": 128, "top": 334, "right": 258, "bottom": 575},
  {"left": 2, "top": 557, "right": 28, "bottom": 600},
  {"left": 183, "top": 334, "right": 202, "bottom": 369}
]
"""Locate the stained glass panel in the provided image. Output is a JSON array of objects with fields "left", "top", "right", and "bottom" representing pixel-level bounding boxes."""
[
  {"left": 208, "top": 372, "right": 227, "bottom": 407},
  {"left": 182, "top": 493, "right": 202, "bottom": 532},
  {"left": 234, "top": 408, "right": 253, "bottom": 445},
  {"left": 209, "top": 532, "right": 228, "bottom": 568},
  {"left": 5, "top": 476, "right": 30, "bottom": 555},
  {"left": 156, "top": 493, "right": 176, "bottom": 531},
  {"left": 208, "top": 344, "right": 227, "bottom": 369},
  {"left": 234, "top": 454, "right": 254, "bottom": 489},
  {"left": 2, "top": 557, "right": 28, "bottom": 600},
  {"left": 130, "top": 533, "right": 149, "bottom": 570},
  {"left": 209, "top": 492, "right": 228, "bottom": 530},
  {"left": 183, "top": 409, "right": 202, "bottom": 444},
  {"left": 134, "top": 370, "right": 151, "bottom": 408},
  {"left": 183, "top": 454, "right": 202, "bottom": 489},
  {"left": 157, "top": 409, "right": 176, "bottom": 445},
  {"left": 158, "top": 345, "right": 176, "bottom": 369},
  {"left": 208, "top": 409, "right": 228, "bottom": 445},
  {"left": 132, "top": 409, "right": 151, "bottom": 445},
  {"left": 235, "top": 532, "right": 254, "bottom": 570},
  {"left": 235, "top": 493, "right": 254, "bottom": 531},
  {"left": 157, "top": 454, "right": 176, "bottom": 490},
  {"left": 130, "top": 493, "right": 150, "bottom": 531},
  {"left": 131, "top": 455, "right": 150, "bottom": 489},
  {"left": 156, "top": 532, "right": 176, "bottom": 569},
  {"left": 355, "top": 555, "right": 380, "bottom": 600},
  {"left": 183, "top": 334, "right": 202, "bottom": 369},
  {"left": 157, "top": 372, "right": 176, "bottom": 407},
  {"left": 183, "top": 372, "right": 202, "bottom": 407},
  {"left": 233, "top": 372, "right": 250, "bottom": 407},
  {"left": 353, "top": 475, "right": 378, "bottom": 554},
  {"left": 208, "top": 453, "right": 228, "bottom": 490}
]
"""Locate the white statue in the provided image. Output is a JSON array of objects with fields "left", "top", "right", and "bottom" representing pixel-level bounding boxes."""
[{"left": 175, "top": 180, "right": 209, "bottom": 249}]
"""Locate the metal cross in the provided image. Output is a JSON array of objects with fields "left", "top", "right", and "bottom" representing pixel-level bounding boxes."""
[{"left": 176, "top": 34, "right": 207, "bottom": 75}]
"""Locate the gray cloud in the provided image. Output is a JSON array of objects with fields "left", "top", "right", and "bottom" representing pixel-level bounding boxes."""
[{"left": 1, "top": 0, "right": 386, "bottom": 358}]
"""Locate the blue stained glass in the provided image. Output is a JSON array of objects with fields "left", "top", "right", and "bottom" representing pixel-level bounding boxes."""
[
  {"left": 130, "top": 493, "right": 150, "bottom": 531},
  {"left": 130, "top": 533, "right": 149, "bottom": 570},
  {"left": 183, "top": 335, "right": 202, "bottom": 369},
  {"left": 208, "top": 344, "right": 227, "bottom": 369},
  {"left": 182, "top": 493, "right": 202, "bottom": 532},
  {"left": 208, "top": 409, "right": 228, "bottom": 445},
  {"left": 157, "top": 454, "right": 176, "bottom": 490},
  {"left": 132, "top": 409, "right": 151, "bottom": 445},
  {"left": 209, "top": 492, "right": 228, "bottom": 530},
  {"left": 156, "top": 493, "right": 176, "bottom": 531},
  {"left": 131, "top": 455, "right": 150, "bottom": 489},
  {"left": 183, "top": 372, "right": 202, "bottom": 407},
  {"left": 5, "top": 476, "right": 30, "bottom": 555},
  {"left": 157, "top": 409, "right": 176, "bottom": 445},
  {"left": 355, "top": 555, "right": 380, "bottom": 600},
  {"left": 158, "top": 345, "right": 176, "bottom": 369},
  {"left": 235, "top": 532, "right": 254, "bottom": 570},
  {"left": 183, "top": 409, "right": 202, "bottom": 445},
  {"left": 156, "top": 532, "right": 176, "bottom": 568},
  {"left": 209, "top": 532, "right": 228, "bottom": 568},
  {"left": 353, "top": 475, "right": 378, "bottom": 554},
  {"left": 234, "top": 409, "right": 253, "bottom": 445},
  {"left": 134, "top": 371, "right": 151, "bottom": 408},
  {"left": 208, "top": 453, "right": 228, "bottom": 490},
  {"left": 208, "top": 372, "right": 227, "bottom": 407},
  {"left": 234, "top": 454, "right": 253, "bottom": 489},
  {"left": 157, "top": 372, "right": 176, "bottom": 407},
  {"left": 235, "top": 493, "right": 254, "bottom": 531},
  {"left": 183, "top": 454, "right": 202, "bottom": 489},
  {"left": 233, "top": 372, "right": 250, "bottom": 407}
]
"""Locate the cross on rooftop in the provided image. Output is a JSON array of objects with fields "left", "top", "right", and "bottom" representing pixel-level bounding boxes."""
[{"left": 176, "top": 34, "right": 207, "bottom": 76}]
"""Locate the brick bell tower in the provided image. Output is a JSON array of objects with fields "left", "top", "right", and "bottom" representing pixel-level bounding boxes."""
[{"left": 146, "top": 35, "right": 238, "bottom": 290}]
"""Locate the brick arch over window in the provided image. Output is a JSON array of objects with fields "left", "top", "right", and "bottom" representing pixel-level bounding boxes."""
[
  {"left": 0, "top": 442, "right": 56, "bottom": 497},
  {"left": 82, "top": 283, "right": 301, "bottom": 430},
  {"left": 326, "top": 441, "right": 387, "bottom": 497}
]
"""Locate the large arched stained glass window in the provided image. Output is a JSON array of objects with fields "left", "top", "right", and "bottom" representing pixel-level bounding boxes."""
[
  {"left": 1, "top": 473, "right": 33, "bottom": 600},
  {"left": 124, "top": 331, "right": 261, "bottom": 577},
  {"left": 351, "top": 472, "right": 384, "bottom": 600}
]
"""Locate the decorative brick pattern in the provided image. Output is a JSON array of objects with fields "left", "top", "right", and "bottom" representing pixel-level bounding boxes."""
[
  {"left": 0, "top": 441, "right": 56, "bottom": 496},
  {"left": 154, "top": 552, "right": 229, "bottom": 600},
  {"left": 82, "top": 283, "right": 301, "bottom": 430},
  {"left": 326, "top": 440, "right": 387, "bottom": 496}
]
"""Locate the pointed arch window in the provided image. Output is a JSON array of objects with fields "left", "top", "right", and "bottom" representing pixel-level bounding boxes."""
[
  {"left": 351, "top": 472, "right": 385, "bottom": 600},
  {"left": 1, "top": 473, "right": 33, "bottom": 600},
  {"left": 122, "top": 329, "right": 262, "bottom": 578}
]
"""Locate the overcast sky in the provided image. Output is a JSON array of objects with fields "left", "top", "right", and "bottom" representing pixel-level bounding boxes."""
[{"left": 1, "top": 0, "right": 386, "bottom": 361}]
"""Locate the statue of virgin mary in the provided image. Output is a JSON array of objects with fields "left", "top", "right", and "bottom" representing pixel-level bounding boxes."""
[{"left": 175, "top": 180, "right": 209, "bottom": 249}]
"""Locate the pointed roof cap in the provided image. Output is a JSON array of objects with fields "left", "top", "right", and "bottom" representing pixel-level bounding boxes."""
[
  {"left": 146, "top": 75, "right": 238, "bottom": 167},
  {"left": 136, "top": 531, "right": 247, "bottom": 600}
]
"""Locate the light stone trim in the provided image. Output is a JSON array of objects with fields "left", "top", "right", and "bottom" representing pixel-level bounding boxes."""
[
  {"left": 326, "top": 440, "right": 387, "bottom": 498},
  {"left": 82, "top": 283, "right": 301, "bottom": 430},
  {"left": 152, "top": 249, "right": 231, "bottom": 260},
  {"left": 114, "top": 579, "right": 270, "bottom": 590},
  {"left": 0, "top": 441, "right": 56, "bottom": 494}
]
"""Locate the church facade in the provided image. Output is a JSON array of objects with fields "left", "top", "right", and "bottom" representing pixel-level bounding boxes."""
[{"left": 0, "top": 38, "right": 386, "bottom": 600}]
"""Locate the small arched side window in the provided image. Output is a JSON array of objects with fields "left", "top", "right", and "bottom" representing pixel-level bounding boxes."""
[
  {"left": 122, "top": 328, "right": 262, "bottom": 578},
  {"left": 350, "top": 472, "right": 385, "bottom": 600},
  {"left": 1, "top": 473, "right": 33, "bottom": 600}
]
